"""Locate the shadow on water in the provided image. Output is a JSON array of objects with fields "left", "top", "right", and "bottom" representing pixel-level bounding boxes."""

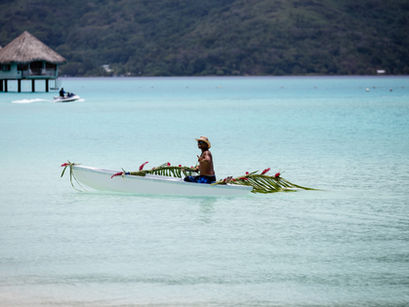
[{"left": 197, "top": 197, "right": 217, "bottom": 224}]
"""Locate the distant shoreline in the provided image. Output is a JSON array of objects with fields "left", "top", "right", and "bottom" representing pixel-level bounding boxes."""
[{"left": 58, "top": 74, "right": 409, "bottom": 78}]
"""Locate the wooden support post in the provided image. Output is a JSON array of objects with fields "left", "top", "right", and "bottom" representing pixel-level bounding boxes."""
[
  {"left": 4, "top": 80, "right": 8, "bottom": 92},
  {"left": 32, "top": 79, "right": 35, "bottom": 92},
  {"left": 45, "top": 79, "right": 49, "bottom": 92},
  {"left": 0, "top": 80, "right": 3, "bottom": 92},
  {"left": 18, "top": 80, "right": 21, "bottom": 92}
]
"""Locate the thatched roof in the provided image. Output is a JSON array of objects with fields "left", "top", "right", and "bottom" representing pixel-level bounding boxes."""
[{"left": 0, "top": 31, "right": 66, "bottom": 64}]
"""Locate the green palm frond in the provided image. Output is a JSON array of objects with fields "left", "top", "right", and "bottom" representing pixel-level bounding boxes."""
[
  {"left": 124, "top": 164, "right": 314, "bottom": 193},
  {"left": 128, "top": 163, "right": 198, "bottom": 178},
  {"left": 213, "top": 173, "right": 315, "bottom": 193},
  {"left": 60, "top": 161, "right": 86, "bottom": 191},
  {"left": 125, "top": 164, "right": 314, "bottom": 193}
]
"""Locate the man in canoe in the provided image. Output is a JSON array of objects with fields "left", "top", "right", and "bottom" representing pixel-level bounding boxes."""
[{"left": 184, "top": 136, "right": 216, "bottom": 184}]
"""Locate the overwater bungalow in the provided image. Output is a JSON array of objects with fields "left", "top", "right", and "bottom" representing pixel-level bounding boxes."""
[{"left": 0, "top": 31, "right": 66, "bottom": 92}]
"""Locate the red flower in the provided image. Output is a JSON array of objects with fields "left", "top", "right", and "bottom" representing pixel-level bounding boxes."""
[
  {"left": 60, "top": 162, "right": 69, "bottom": 167},
  {"left": 275, "top": 172, "right": 280, "bottom": 178},
  {"left": 167, "top": 162, "right": 171, "bottom": 166},
  {"left": 261, "top": 168, "right": 270, "bottom": 175},
  {"left": 111, "top": 171, "right": 124, "bottom": 179},
  {"left": 139, "top": 161, "right": 149, "bottom": 170},
  {"left": 178, "top": 164, "right": 182, "bottom": 167},
  {"left": 245, "top": 172, "right": 249, "bottom": 175}
]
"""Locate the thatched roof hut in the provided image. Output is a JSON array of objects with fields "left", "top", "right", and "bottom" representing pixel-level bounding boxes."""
[
  {"left": 0, "top": 31, "right": 65, "bottom": 64},
  {"left": 0, "top": 31, "right": 66, "bottom": 92}
]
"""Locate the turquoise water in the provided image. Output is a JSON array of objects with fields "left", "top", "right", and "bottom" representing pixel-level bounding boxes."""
[{"left": 1, "top": 76, "right": 409, "bottom": 306}]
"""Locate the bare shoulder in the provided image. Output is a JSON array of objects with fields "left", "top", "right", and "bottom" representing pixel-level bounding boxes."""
[{"left": 205, "top": 150, "right": 213, "bottom": 159}]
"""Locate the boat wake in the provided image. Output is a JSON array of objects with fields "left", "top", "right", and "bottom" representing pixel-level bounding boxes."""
[
  {"left": 11, "top": 98, "right": 85, "bottom": 104},
  {"left": 11, "top": 98, "right": 50, "bottom": 104}
]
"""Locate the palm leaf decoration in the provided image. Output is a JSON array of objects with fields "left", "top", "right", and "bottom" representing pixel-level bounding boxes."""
[
  {"left": 121, "top": 162, "right": 199, "bottom": 178},
  {"left": 120, "top": 163, "right": 314, "bottom": 193},
  {"left": 213, "top": 169, "right": 315, "bottom": 193},
  {"left": 60, "top": 161, "right": 87, "bottom": 191}
]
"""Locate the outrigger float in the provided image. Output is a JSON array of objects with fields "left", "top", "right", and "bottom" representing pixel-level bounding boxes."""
[{"left": 60, "top": 162, "right": 314, "bottom": 197}]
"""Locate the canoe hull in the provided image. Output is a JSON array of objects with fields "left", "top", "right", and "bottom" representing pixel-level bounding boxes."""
[{"left": 71, "top": 165, "right": 252, "bottom": 197}]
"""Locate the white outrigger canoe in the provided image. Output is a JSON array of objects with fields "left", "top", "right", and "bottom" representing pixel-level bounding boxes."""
[
  {"left": 53, "top": 95, "right": 80, "bottom": 103},
  {"left": 68, "top": 164, "right": 252, "bottom": 197}
]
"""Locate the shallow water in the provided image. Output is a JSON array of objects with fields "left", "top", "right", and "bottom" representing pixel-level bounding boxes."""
[{"left": 1, "top": 76, "right": 409, "bottom": 306}]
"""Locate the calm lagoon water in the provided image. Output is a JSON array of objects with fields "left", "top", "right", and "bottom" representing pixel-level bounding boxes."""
[{"left": 0, "top": 76, "right": 409, "bottom": 306}]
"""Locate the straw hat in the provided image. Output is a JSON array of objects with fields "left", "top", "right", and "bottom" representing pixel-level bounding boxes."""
[{"left": 196, "top": 136, "right": 211, "bottom": 148}]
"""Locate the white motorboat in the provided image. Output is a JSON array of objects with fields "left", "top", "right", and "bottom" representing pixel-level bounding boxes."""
[{"left": 53, "top": 94, "right": 80, "bottom": 103}]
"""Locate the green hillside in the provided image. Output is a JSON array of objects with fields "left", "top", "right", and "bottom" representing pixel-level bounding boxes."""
[{"left": 1, "top": 0, "right": 408, "bottom": 76}]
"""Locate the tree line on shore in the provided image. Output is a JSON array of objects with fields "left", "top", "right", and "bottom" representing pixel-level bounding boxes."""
[{"left": 1, "top": 0, "right": 408, "bottom": 76}]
